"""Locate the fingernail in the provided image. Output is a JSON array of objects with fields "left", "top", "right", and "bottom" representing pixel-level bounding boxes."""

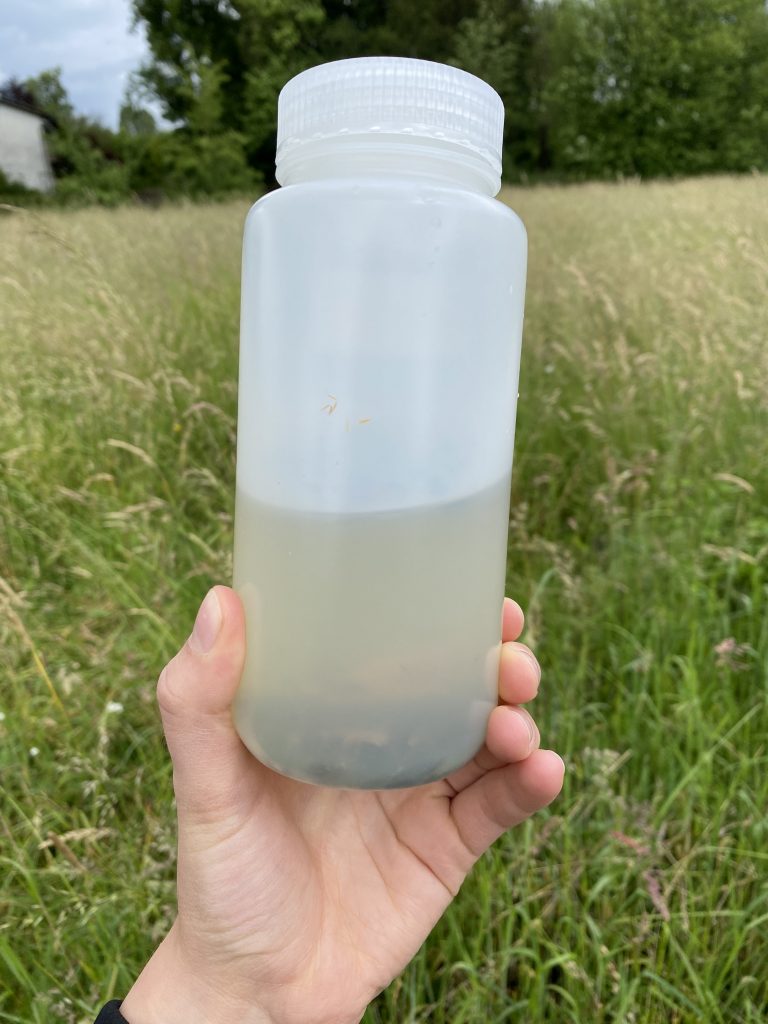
[
  {"left": 515, "top": 708, "right": 537, "bottom": 746},
  {"left": 518, "top": 646, "right": 542, "bottom": 684},
  {"left": 190, "top": 589, "right": 221, "bottom": 653}
]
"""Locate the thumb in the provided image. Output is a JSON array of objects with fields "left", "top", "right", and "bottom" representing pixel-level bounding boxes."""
[{"left": 157, "top": 585, "right": 257, "bottom": 823}]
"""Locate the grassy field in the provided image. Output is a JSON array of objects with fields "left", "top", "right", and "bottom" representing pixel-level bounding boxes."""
[{"left": 1, "top": 176, "right": 767, "bottom": 1023}]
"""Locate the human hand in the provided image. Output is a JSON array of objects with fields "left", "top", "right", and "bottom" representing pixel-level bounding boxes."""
[{"left": 120, "top": 587, "right": 564, "bottom": 1024}]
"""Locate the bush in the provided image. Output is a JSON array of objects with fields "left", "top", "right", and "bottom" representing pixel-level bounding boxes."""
[{"left": 128, "top": 130, "right": 261, "bottom": 200}]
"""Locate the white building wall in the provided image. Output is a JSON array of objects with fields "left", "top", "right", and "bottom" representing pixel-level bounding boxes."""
[{"left": 0, "top": 104, "right": 55, "bottom": 192}]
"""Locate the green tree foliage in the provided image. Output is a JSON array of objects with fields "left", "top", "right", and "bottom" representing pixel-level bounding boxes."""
[
  {"left": 18, "top": 69, "right": 73, "bottom": 120},
  {"left": 542, "top": 0, "right": 768, "bottom": 178},
  {"left": 5, "top": 0, "right": 768, "bottom": 203},
  {"left": 452, "top": 0, "right": 542, "bottom": 175},
  {"left": 119, "top": 103, "right": 158, "bottom": 138},
  {"left": 119, "top": 75, "right": 159, "bottom": 138},
  {"left": 239, "top": 0, "right": 326, "bottom": 164},
  {"left": 131, "top": 0, "right": 478, "bottom": 176},
  {"left": 11, "top": 67, "right": 256, "bottom": 204},
  {"left": 22, "top": 69, "right": 131, "bottom": 204},
  {"left": 131, "top": 0, "right": 326, "bottom": 168},
  {"left": 131, "top": 0, "right": 768, "bottom": 182},
  {"left": 127, "top": 130, "right": 257, "bottom": 198}
]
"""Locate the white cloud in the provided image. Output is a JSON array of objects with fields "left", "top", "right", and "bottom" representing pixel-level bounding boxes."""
[{"left": 0, "top": 0, "right": 152, "bottom": 127}]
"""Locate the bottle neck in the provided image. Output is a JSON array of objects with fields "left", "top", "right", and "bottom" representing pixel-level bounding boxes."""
[{"left": 276, "top": 135, "right": 500, "bottom": 196}]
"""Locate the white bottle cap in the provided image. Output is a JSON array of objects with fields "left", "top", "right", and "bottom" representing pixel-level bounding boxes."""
[{"left": 276, "top": 57, "right": 504, "bottom": 193}]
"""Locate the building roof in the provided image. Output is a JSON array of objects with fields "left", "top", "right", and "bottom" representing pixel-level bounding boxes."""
[{"left": 0, "top": 95, "right": 56, "bottom": 127}]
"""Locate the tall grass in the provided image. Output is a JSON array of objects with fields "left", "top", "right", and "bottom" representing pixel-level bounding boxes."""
[{"left": 1, "top": 177, "right": 766, "bottom": 1023}]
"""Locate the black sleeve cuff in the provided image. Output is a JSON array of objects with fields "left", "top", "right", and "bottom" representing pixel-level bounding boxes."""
[{"left": 95, "top": 1001, "right": 128, "bottom": 1023}]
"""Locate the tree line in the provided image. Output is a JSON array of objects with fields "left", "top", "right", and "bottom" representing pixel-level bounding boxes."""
[{"left": 3, "top": 0, "right": 768, "bottom": 204}]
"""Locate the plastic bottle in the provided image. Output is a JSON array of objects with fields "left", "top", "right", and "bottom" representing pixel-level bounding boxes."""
[{"left": 233, "top": 57, "right": 527, "bottom": 789}]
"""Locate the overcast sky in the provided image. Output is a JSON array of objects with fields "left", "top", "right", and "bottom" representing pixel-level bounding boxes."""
[{"left": 0, "top": 0, "right": 153, "bottom": 128}]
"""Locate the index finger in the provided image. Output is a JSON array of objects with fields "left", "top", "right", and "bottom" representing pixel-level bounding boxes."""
[{"left": 502, "top": 597, "right": 524, "bottom": 642}]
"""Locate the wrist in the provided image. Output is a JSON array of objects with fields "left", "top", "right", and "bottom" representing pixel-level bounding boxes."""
[{"left": 121, "top": 925, "right": 274, "bottom": 1024}]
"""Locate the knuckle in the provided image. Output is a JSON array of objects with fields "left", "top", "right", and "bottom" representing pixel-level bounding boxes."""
[{"left": 156, "top": 654, "right": 185, "bottom": 718}]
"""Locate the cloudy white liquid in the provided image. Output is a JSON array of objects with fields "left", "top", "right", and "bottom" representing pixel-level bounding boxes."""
[{"left": 232, "top": 478, "right": 511, "bottom": 789}]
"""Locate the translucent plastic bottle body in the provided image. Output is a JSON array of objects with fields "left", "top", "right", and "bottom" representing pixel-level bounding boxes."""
[{"left": 233, "top": 174, "right": 527, "bottom": 788}]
